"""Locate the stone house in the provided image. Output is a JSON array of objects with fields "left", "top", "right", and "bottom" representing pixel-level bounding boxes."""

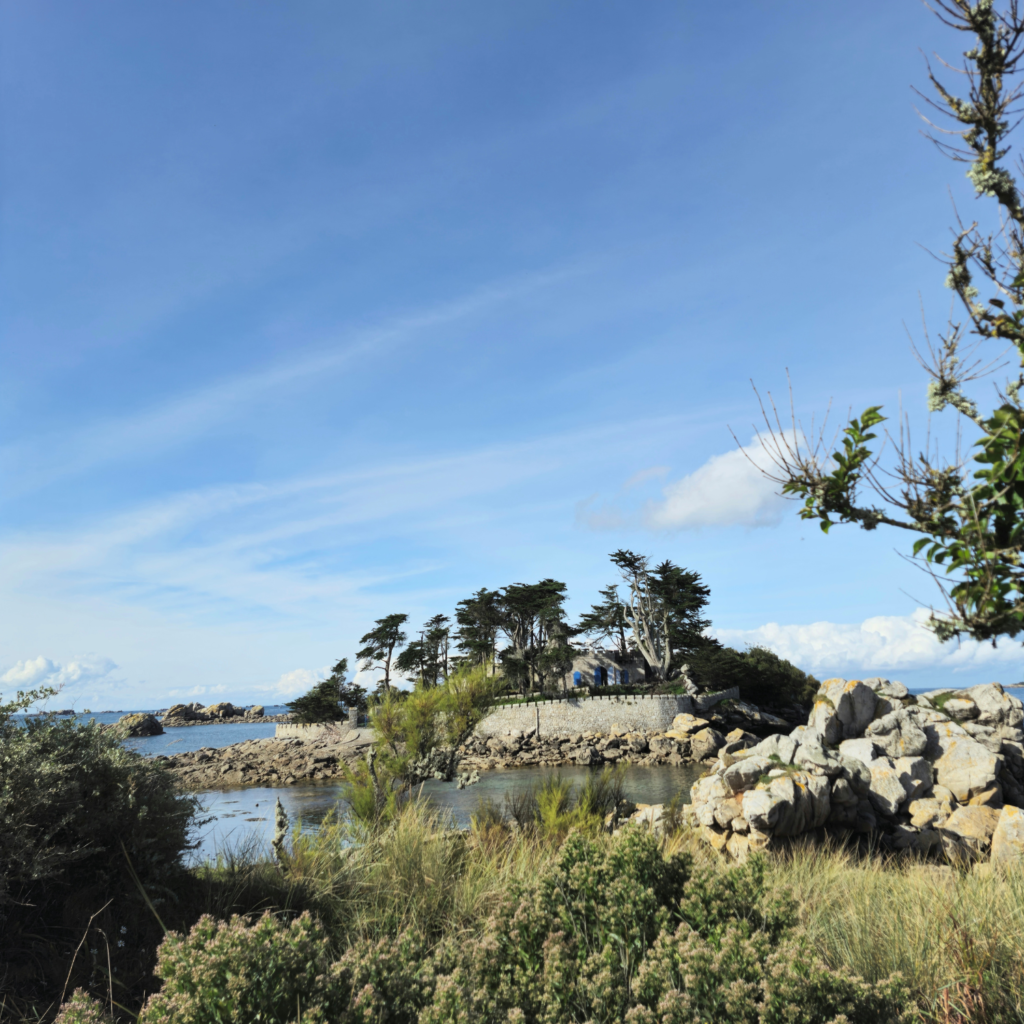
[{"left": 567, "top": 648, "right": 647, "bottom": 689}]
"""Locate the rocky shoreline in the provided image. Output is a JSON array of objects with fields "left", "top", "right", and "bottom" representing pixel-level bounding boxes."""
[{"left": 157, "top": 699, "right": 803, "bottom": 790}]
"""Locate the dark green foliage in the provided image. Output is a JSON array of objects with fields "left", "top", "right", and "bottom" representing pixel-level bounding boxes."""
[
  {"left": 577, "top": 583, "right": 631, "bottom": 657},
  {"left": 286, "top": 658, "right": 364, "bottom": 723},
  {"left": 0, "top": 715, "right": 199, "bottom": 1015},
  {"left": 395, "top": 615, "right": 451, "bottom": 686},
  {"left": 497, "top": 579, "right": 574, "bottom": 694},
  {"left": 454, "top": 588, "right": 503, "bottom": 669},
  {"left": 356, "top": 614, "right": 408, "bottom": 693},
  {"left": 687, "top": 644, "right": 818, "bottom": 705}
]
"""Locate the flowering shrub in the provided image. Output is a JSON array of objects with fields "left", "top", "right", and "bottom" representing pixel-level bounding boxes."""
[
  {"left": 139, "top": 828, "right": 913, "bottom": 1024},
  {"left": 54, "top": 990, "right": 114, "bottom": 1024},
  {"left": 139, "top": 911, "right": 338, "bottom": 1024}
]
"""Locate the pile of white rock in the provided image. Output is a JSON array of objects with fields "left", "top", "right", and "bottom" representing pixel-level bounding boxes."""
[{"left": 684, "top": 677, "right": 1024, "bottom": 867}]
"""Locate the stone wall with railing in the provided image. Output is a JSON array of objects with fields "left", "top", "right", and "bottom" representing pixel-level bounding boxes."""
[
  {"left": 273, "top": 688, "right": 741, "bottom": 743},
  {"left": 474, "top": 687, "right": 740, "bottom": 739}
]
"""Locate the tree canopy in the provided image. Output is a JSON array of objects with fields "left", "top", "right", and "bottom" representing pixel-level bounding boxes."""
[
  {"left": 285, "top": 658, "right": 365, "bottom": 723},
  {"left": 497, "top": 579, "right": 575, "bottom": 693},
  {"left": 609, "top": 550, "right": 715, "bottom": 684},
  {"left": 356, "top": 614, "right": 408, "bottom": 693},
  {"left": 395, "top": 614, "right": 451, "bottom": 686},
  {"left": 454, "top": 588, "right": 503, "bottom": 671}
]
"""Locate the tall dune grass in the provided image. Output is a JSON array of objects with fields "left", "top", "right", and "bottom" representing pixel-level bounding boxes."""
[{"left": 770, "top": 843, "right": 1024, "bottom": 1023}]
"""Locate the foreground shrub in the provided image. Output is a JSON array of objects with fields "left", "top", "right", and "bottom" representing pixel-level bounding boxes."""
[
  {"left": 138, "top": 826, "right": 913, "bottom": 1024},
  {"left": 54, "top": 989, "right": 115, "bottom": 1024},
  {"left": 0, "top": 715, "right": 200, "bottom": 1013},
  {"left": 140, "top": 912, "right": 337, "bottom": 1024}
]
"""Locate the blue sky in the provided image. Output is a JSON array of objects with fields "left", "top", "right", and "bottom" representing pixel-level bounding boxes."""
[{"left": 3, "top": 0, "right": 1023, "bottom": 708}]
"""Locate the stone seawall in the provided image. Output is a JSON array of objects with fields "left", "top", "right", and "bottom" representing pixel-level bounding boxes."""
[
  {"left": 474, "top": 688, "right": 740, "bottom": 739},
  {"left": 271, "top": 689, "right": 741, "bottom": 744}
]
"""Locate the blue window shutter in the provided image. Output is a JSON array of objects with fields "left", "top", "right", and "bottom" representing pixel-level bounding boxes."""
[
  {"left": 594, "top": 667, "right": 601, "bottom": 687},
  {"left": 573, "top": 671, "right": 581, "bottom": 686},
  {"left": 622, "top": 669, "right": 629, "bottom": 686}
]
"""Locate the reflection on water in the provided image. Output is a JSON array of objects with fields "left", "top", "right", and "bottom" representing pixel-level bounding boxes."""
[{"left": 191, "top": 763, "right": 705, "bottom": 864}]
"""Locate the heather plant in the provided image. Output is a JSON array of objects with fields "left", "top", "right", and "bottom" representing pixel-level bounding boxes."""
[
  {"left": 54, "top": 990, "right": 114, "bottom": 1024},
  {"left": 139, "top": 911, "right": 338, "bottom": 1024}
]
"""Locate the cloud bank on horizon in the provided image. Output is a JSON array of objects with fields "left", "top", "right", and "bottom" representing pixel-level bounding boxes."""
[
  {"left": 716, "top": 608, "right": 1024, "bottom": 681},
  {"left": 1, "top": 655, "right": 119, "bottom": 695}
]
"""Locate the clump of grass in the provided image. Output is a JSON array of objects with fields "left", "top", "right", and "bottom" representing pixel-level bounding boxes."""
[
  {"left": 930, "top": 692, "right": 959, "bottom": 712},
  {"left": 486, "top": 767, "right": 628, "bottom": 841}
]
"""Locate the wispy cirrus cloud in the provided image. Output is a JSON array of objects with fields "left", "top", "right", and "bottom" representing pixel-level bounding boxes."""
[{"left": 1, "top": 265, "right": 580, "bottom": 501}]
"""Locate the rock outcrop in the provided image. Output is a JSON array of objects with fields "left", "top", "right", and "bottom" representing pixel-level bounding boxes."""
[
  {"left": 161, "top": 701, "right": 287, "bottom": 726},
  {"left": 116, "top": 712, "right": 164, "bottom": 737},
  {"left": 160, "top": 727, "right": 377, "bottom": 788},
  {"left": 685, "top": 677, "right": 1024, "bottom": 862}
]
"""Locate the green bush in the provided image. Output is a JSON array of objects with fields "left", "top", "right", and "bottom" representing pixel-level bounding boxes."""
[
  {"left": 687, "top": 644, "right": 818, "bottom": 706},
  {"left": 0, "top": 715, "right": 199, "bottom": 1013}
]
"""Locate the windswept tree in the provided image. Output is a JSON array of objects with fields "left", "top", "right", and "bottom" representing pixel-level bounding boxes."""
[
  {"left": 454, "top": 588, "right": 503, "bottom": 672},
  {"left": 285, "top": 658, "right": 366, "bottom": 722},
  {"left": 394, "top": 639, "right": 426, "bottom": 686},
  {"left": 610, "top": 550, "right": 714, "bottom": 686},
  {"left": 751, "top": 0, "right": 1024, "bottom": 646},
  {"left": 424, "top": 613, "right": 451, "bottom": 682},
  {"left": 395, "top": 614, "right": 451, "bottom": 686},
  {"left": 498, "top": 579, "right": 574, "bottom": 694},
  {"left": 577, "top": 583, "right": 630, "bottom": 658},
  {"left": 356, "top": 614, "right": 408, "bottom": 693}
]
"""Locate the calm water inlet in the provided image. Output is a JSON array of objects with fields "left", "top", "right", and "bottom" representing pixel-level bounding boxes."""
[{"left": 192, "top": 763, "right": 705, "bottom": 863}]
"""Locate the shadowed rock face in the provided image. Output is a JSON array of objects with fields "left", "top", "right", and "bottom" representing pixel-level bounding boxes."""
[
  {"left": 685, "top": 678, "right": 1024, "bottom": 863},
  {"left": 991, "top": 805, "right": 1024, "bottom": 869}
]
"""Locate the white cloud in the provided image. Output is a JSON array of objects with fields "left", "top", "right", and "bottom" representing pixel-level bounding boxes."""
[
  {"left": 715, "top": 608, "right": 1024, "bottom": 678},
  {"left": 622, "top": 466, "right": 669, "bottom": 491},
  {"left": 644, "top": 437, "right": 786, "bottom": 530},
  {"left": 1, "top": 653, "right": 117, "bottom": 691},
  {"left": 270, "top": 667, "right": 328, "bottom": 698}
]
